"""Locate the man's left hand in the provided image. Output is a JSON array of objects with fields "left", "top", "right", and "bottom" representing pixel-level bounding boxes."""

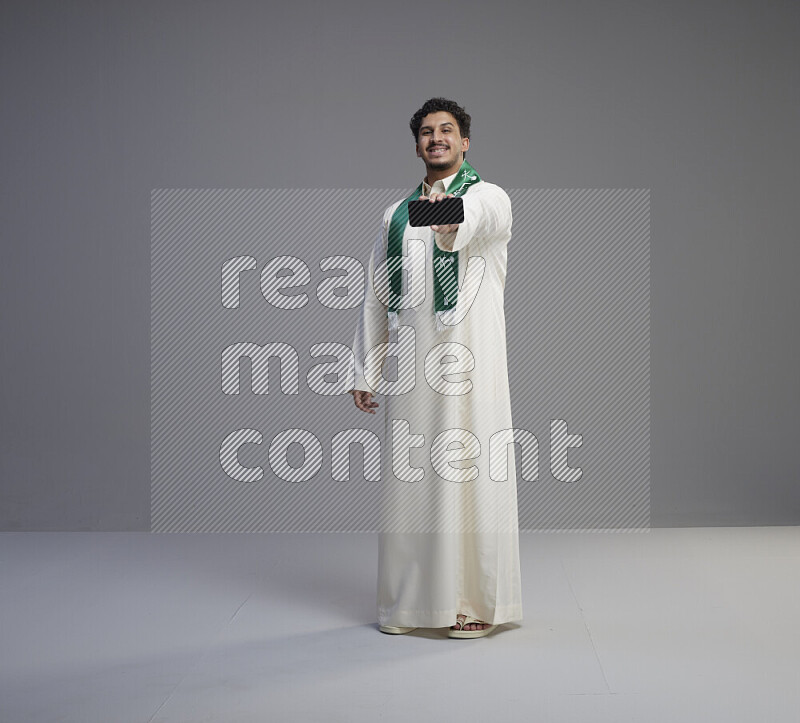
[{"left": 419, "top": 192, "right": 460, "bottom": 234}]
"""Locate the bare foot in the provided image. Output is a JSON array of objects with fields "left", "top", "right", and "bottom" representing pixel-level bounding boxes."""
[{"left": 450, "top": 613, "right": 490, "bottom": 631}]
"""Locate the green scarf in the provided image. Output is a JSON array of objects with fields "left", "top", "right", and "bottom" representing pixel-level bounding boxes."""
[{"left": 386, "top": 159, "right": 481, "bottom": 331}]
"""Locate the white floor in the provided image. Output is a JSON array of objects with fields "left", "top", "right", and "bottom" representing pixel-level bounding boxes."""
[{"left": 1, "top": 527, "right": 798, "bottom": 722}]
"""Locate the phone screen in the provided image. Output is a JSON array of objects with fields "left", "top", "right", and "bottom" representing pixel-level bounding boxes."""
[{"left": 408, "top": 197, "right": 464, "bottom": 227}]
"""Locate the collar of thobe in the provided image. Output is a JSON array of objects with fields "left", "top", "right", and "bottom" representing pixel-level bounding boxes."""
[
  {"left": 386, "top": 158, "right": 482, "bottom": 332},
  {"left": 422, "top": 169, "right": 459, "bottom": 196}
]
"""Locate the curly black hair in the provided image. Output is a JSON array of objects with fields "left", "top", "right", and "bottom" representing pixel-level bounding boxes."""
[{"left": 410, "top": 98, "right": 472, "bottom": 157}]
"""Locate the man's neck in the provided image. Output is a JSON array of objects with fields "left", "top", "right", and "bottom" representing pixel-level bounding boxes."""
[{"left": 425, "top": 157, "right": 464, "bottom": 186}]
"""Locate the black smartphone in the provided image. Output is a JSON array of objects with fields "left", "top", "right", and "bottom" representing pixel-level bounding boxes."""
[{"left": 408, "top": 196, "right": 464, "bottom": 227}]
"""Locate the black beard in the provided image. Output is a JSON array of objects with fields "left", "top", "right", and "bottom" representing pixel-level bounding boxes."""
[
  {"left": 426, "top": 150, "right": 457, "bottom": 170},
  {"left": 427, "top": 158, "right": 453, "bottom": 169}
]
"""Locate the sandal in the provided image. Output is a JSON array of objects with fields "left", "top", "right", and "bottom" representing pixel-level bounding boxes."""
[
  {"left": 448, "top": 614, "right": 497, "bottom": 639},
  {"left": 379, "top": 624, "right": 417, "bottom": 634}
]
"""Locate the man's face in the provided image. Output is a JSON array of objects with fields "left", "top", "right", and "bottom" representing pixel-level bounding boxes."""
[{"left": 415, "top": 111, "right": 470, "bottom": 172}]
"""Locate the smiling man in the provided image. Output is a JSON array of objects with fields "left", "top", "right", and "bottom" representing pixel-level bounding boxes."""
[{"left": 350, "top": 97, "right": 523, "bottom": 639}]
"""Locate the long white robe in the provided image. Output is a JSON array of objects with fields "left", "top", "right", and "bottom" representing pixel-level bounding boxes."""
[{"left": 351, "top": 170, "right": 523, "bottom": 628}]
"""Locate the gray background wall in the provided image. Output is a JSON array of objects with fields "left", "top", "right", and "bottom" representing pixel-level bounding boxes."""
[{"left": 1, "top": 0, "right": 798, "bottom": 530}]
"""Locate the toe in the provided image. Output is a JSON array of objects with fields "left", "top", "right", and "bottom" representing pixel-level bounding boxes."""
[{"left": 451, "top": 614, "right": 466, "bottom": 629}]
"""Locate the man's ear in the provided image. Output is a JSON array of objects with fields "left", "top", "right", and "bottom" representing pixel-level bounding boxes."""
[
  {"left": 462, "top": 137, "right": 470, "bottom": 153},
  {"left": 415, "top": 143, "right": 421, "bottom": 158}
]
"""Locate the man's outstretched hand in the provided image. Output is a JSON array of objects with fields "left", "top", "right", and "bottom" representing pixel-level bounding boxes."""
[
  {"left": 419, "top": 192, "right": 460, "bottom": 234},
  {"left": 350, "top": 389, "right": 379, "bottom": 414}
]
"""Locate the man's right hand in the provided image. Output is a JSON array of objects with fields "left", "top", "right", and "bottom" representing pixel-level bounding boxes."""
[{"left": 350, "top": 389, "right": 379, "bottom": 414}]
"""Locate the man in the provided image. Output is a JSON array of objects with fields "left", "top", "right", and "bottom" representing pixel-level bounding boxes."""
[{"left": 350, "top": 98, "right": 523, "bottom": 638}]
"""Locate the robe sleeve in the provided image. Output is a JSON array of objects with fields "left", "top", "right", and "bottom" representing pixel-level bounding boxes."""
[
  {"left": 433, "top": 183, "right": 512, "bottom": 253},
  {"left": 350, "top": 210, "right": 391, "bottom": 393}
]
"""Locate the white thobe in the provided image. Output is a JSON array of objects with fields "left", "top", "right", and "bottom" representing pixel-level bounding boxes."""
[{"left": 352, "top": 169, "right": 523, "bottom": 628}]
